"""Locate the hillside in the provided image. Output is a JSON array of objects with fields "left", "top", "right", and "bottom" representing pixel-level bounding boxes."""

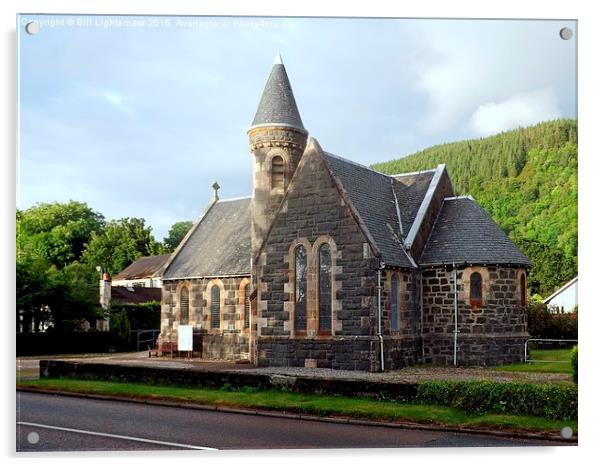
[{"left": 372, "top": 119, "right": 578, "bottom": 297}]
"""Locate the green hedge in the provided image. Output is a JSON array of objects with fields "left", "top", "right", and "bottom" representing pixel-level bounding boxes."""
[
  {"left": 571, "top": 346, "right": 578, "bottom": 384},
  {"left": 109, "top": 302, "right": 160, "bottom": 330},
  {"left": 526, "top": 302, "right": 578, "bottom": 339},
  {"left": 17, "top": 332, "right": 111, "bottom": 356},
  {"left": 416, "top": 380, "right": 577, "bottom": 421}
]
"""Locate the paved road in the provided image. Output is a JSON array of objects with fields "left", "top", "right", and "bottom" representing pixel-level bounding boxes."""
[{"left": 16, "top": 392, "right": 566, "bottom": 452}]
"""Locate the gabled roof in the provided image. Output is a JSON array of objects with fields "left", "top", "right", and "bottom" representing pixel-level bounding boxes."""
[
  {"left": 323, "top": 152, "right": 434, "bottom": 269},
  {"left": 250, "top": 59, "right": 305, "bottom": 131},
  {"left": 401, "top": 164, "right": 451, "bottom": 251},
  {"left": 162, "top": 197, "right": 252, "bottom": 280},
  {"left": 420, "top": 197, "right": 532, "bottom": 267},
  {"left": 110, "top": 286, "right": 161, "bottom": 304},
  {"left": 160, "top": 147, "right": 531, "bottom": 276},
  {"left": 113, "top": 254, "right": 171, "bottom": 281},
  {"left": 543, "top": 276, "right": 578, "bottom": 304},
  {"left": 393, "top": 170, "right": 437, "bottom": 239}
]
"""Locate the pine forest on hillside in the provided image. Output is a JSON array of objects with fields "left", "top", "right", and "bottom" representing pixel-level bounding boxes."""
[{"left": 372, "top": 119, "right": 578, "bottom": 298}]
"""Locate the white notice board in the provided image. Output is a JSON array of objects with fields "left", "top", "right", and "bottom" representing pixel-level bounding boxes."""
[{"left": 178, "top": 325, "right": 193, "bottom": 351}]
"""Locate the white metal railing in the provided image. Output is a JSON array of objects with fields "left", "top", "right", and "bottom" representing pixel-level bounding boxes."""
[{"left": 524, "top": 338, "right": 577, "bottom": 363}]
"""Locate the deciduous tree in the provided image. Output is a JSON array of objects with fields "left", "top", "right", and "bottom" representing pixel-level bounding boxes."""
[
  {"left": 17, "top": 201, "right": 104, "bottom": 269},
  {"left": 83, "top": 217, "right": 164, "bottom": 275},
  {"left": 163, "top": 220, "right": 193, "bottom": 252}
]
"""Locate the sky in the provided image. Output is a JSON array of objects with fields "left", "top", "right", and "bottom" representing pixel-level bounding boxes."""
[{"left": 17, "top": 15, "right": 577, "bottom": 240}]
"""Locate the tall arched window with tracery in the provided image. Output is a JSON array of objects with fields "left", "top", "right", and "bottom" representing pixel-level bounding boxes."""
[
  {"left": 390, "top": 274, "right": 400, "bottom": 331},
  {"left": 520, "top": 274, "right": 527, "bottom": 307},
  {"left": 210, "top": 285, "right": 220, "bottom": 329},
  {"left": 180, "top": 287, "right": 189, "bottom": 325},
  {"left": 271, "top": 156, "right": 285, "bottom": 189},
  {"left": 470, "top": 272, "right": 483, "bottom": 307},
  {"left": 318, "top": 243, "right": 332, "bottom": 334},
  {"left": 294, "top": 245, "right": 307, "bottom": 333},
  {"left": 244, "top": 284, "right": 250, "bottom": 329}
]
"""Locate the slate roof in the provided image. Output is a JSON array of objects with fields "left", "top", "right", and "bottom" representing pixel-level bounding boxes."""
[
  {"left": 113, "top": 254, "right": 171, "bottom": 280},
  {"left": 251, "top": 63, "right": 305, "bottom": 131},
  {"left": 163, "top": 198, "right": 252, "bottom": 279},
  {"left": 393, "top": 170, "right": 436, "bottom": 236},
  {"left": 323, "top": 153, "right": 434, "bottom": 269},
  {"left": 420, "top": 197, "right": 532, "bottom": 267},
  {"left": 111, "top": 286, "right": 162, "bottom": 304}
]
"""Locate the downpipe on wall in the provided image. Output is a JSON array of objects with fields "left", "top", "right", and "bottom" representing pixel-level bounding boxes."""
[
  {"left": 453, "top": 264, "right": 458, "bottom": 366},
  {"left": 419, "top": 271, "right": 424, "bottom": 363},
  {"left": 377, "top": 261, "right": 385, "bottom": 372}
]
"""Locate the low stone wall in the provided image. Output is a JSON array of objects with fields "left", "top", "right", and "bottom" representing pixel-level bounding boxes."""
[{"left": 39, "top": 360, "right": 418, "bottom": 401}]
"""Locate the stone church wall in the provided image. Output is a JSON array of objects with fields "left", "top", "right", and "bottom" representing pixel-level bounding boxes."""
[
  {"left": 255, "top": 148, "right": 381, "bottom": 371},
  {"left": 158, "top": 276, "right": 251, "bottom": 360},
  {"left": 380, "top": 269, "right": 422, "bottom": 369},
  {"left": 421, "top": 265, "right": 529, "bottom": 366}
]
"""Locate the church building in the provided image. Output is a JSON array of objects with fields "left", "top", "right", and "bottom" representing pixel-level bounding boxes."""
[{"left": 157, "top": 55, "right": 531, "bottom": 371}]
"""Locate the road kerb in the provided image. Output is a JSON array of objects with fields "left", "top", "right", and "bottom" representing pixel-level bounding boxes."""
[{"left": 16, "top": 387, "right": 577, "bottom": 444}]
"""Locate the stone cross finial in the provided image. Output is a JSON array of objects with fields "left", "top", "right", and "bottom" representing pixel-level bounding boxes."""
[{"left": 212, "top": 181, "right": 220, "bottom": 201}]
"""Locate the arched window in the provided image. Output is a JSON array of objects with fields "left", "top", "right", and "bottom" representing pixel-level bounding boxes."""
[
  {"left": 520, "top": 274, "right": 527, "bottom": 307},
  {"left": 271, "top": 156, "right": 285, "bottom": 189},
  {"left": 210, "top": 285, "right": 220, "bottom": 329},
  {"left": 180, "top": 287, "right": 189, "bottom": 325},
  {"left": 318, "top": 244, "right": 332, "bottom": 334},
  {"left": 470, "top": 272, "right": 483, "bottom": 307},
  {"left": 244, "top": 284, "right": 250, "bottom": 329},
  {"left": 294, "top": 245, "right": 307, "bottom": 333},
  {"left": 390, "top": 274, "right": 399, "bottom": 331}
]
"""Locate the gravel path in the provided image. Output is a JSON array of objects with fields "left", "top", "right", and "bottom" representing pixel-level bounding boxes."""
[
  {"left": 24, "top": 352, "right": 571, "bottom": 385},
  {"left": 239, "top": 365, "right": 571, "bottom": 384}
]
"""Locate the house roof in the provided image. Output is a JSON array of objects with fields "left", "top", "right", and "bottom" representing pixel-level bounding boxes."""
[
  {"left": 110, "top": 286, "right": 161, "bottom": 304},
  {"left": 543, "top": 276, "right": 578, "bottom": 303},
  {"left": 162, "top": 197, "right": 252, "bottom": 280},
  {"left": 112, "top": 254, "right": 172, "bottom": 281},
  {"left": 323, "top": 152, "right": 434, "bottom": 269},
  {"left": 250, "top": 59, "right": 305, "bottom": 131},
  {"left": 419, "top": 197, "right": 532, "bottom": 267}
]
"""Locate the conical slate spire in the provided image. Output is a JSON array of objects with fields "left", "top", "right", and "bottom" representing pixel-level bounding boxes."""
[{"left": 250, "top": 55, "right": 305, "bottom": 131}]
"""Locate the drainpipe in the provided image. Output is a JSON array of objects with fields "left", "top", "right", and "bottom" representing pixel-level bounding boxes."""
[
  {"left": 377, "top": 262, "right": 385, "bottom": 372},
  {"left": 453, "top": 264, "right": 458, "bottom": 366},
  {"left": 419, "top": 271, "right": 424, "bottom": 362}
]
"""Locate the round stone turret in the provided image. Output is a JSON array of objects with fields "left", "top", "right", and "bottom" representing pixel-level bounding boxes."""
[{"left": 248, "top": 54, "right": 308, "bottom": 259}]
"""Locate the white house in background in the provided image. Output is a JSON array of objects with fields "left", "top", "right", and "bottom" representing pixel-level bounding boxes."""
[{"left": 544, "top": 276, "right": 578, "bottom": 314}]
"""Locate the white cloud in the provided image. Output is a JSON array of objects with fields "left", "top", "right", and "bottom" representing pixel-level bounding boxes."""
[
  {"left": 101, "top": 90, "right": 134, "bottom": 117},
  {"left": 406, "top": 20, "right": 575, "bottom": 134},
  {"left": 469, "top": 88, "right": 561, "bottom": 136}
]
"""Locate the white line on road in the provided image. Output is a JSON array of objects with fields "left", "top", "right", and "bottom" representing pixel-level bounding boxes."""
[{"left": 17, "top": 421, "right": 218, "bottom": 450}]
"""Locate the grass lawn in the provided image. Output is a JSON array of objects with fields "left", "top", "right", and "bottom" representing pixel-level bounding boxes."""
[
  {"left": 495, "top": 349, "right": 574, "bottom": 374},
  {"left": 17, "top": 377, "right": 576, "bottom": 435},
  {"left": 16, "top": 369, "right": 39, "bottom": 380}
]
